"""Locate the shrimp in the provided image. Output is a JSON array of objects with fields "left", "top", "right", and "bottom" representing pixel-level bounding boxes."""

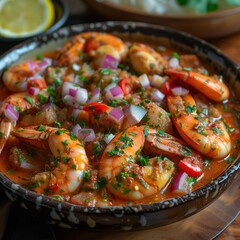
[
  {"left": 12, "top": 126, "right": 88, "bottom": 195},
  {"left": 0, "top": 118, "right": 12, "bottom": 154},
  {"left": 129, "top": 43, "right": 168, "bottom": 74},
  {"left": 55, "top": 35, "right": 86, "bottom": 66},
  {"left": 56, "top": 32, "right": 128, "bottom": 68},
  {"left": 167, "top": 93, "right": 231, "bottom": 158},
  {"left": 0, "top": 92, "right": 40, "bottom": 115},
  {"left": 2, "top": 60, "right": 43, "bottom": 92},
  {"left": 0, "top": 92, "right": 43, "bottom": 154},
  {"left": 20, "top": 103, "right": 58, "bottom": 127},
  {"left": 99, "top": 125, "right": 202, "bottom": 201},
  {"left": 165, "top": 68, "right": 230, "bottom": 101}
]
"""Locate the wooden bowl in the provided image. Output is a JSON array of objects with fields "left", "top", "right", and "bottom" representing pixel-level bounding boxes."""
[{"left": 85, "top": 1, "right": 240, "bottom": 39}]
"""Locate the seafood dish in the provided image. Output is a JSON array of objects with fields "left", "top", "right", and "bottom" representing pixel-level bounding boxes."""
[{"left": 0, "top": 30, "right": 239, "bottom": 209}]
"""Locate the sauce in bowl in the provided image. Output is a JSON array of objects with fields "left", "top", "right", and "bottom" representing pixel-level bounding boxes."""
[{"left": 0, "top": 32, "right": 239, "bottom": 207}]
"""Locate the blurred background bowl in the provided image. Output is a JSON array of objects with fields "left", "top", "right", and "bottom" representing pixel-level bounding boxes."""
[
  {"left": 0, "top": 0, "right": 69, "bottom": 50},
  {"left": 85, "top": 0, "right": 240, "bottom": 39}
]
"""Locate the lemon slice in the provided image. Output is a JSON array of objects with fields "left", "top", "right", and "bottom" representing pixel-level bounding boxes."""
[{"left": 0, "top": 0, "right": 55, "bottom": 38}]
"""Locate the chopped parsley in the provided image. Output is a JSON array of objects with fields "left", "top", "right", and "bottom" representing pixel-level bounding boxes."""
[
  {"left": 225, "top": 156, "right": 235, "bottom": 164},
  {"left": 186, "top": 104, "right": 196, "bottom": 114},
  {"left": 211, "top": 127, "right": 223, "bottom": 135},
  {"left": 143, "top": 126, "right": 149, "bottom": 137},
  {"left": 55, "top": 129, "right": 68, "bottom": 135},
  {"left": 24, "top": 96, "right": 34, "bottom": 104},
  {"left": 83, "top": 170, "right": 91, "bottom": 181},
  {"left": 123, "top": 188, "right": 131, "bottom": 194},
  {"left": 78, "top": 75, "right": 88, "bottom": 85},
  {"left": 100, "top": 68, "right": 112, "bottom": 75},
  {"left": 171, "top": 52, "right": 180, "bottom": 60},
  {"left": 18, "top": 154, "right": 26, "bottom": 163},
  {"left": 107, "top": 146, "right": 124, "bottom": 157},
  {"left": 62, "top": 140, "right": 69, "bottom": 146},
  {"left": 95, "top": 177, "right": 107, "bottom": 189},
  {"left": 54, "top": 77, "right": 62, "bottom": 87},
  {"left": 138, "top": 155, "right": 149, "bottom": 166},
  {"left": 188, "top": 177, "right": 198, "bottom": 186},
  {"left": 71, "top": 164, "right": 77, "bottom": 170},
  {"left": 70, "top": 132, "right": 77, "bottom": 141},
  {"left": 157, "top": 130, "right": 166, "bottom": 137},
  {"left": 37, "top": 94, "right": 47, "bottom": 104},
  {"left": 37, "top": 125, "right": 46, "bottom": 131}
]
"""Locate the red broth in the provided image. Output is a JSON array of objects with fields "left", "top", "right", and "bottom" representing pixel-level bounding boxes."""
[{"left": 0, "top": 32, "right": 239, "bottom": 206}]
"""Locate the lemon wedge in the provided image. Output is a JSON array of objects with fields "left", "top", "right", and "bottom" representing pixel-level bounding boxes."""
[{"left": 0, "top": 0, "right": 55, "bottom": 38}]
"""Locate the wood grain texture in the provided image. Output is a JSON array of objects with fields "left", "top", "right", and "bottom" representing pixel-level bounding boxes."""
[{"left": 211, "top": 34, "right": 240, "bottom": 240}]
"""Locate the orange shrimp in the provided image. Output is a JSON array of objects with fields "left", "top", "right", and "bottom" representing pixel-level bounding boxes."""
[
  {"left": 12, "top": 126, "right": 88, "bottom": 195},
  {"left": 167, "top": 93, "right": 231, "bottom": 158},
  {"left": 129, "top": 43, "right": 168, "bottom": 74},
  {"left": 165, "top": 68, "right": 230, "bottom": 101}
]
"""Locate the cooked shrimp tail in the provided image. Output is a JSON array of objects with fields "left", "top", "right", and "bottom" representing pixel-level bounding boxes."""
[
  {"left": 165, "top": 68, "right": 230, "bottom": 101},
  {"left": 167, "top": 93, "right": 231, "bottom": 158}
]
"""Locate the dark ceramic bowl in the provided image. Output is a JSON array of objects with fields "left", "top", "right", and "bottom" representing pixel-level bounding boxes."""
[
  {"left": 0, "top": 0, "right": 69, "bottom": 51},
  {"left": 0, "top": 22, "right": 239, "bottom": 231}
]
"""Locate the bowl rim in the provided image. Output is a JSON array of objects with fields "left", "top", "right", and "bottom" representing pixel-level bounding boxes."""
[
  {"left": 0, "top": 21, "right": 240, "bottom": 216},
  {"left": 0, "top": 0, "right": 69, "bottom": 42},
  {"left": 87, "top": 0, "right": 240, "bottom": 20}
]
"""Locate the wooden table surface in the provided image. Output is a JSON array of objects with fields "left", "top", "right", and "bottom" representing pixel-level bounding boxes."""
[{"left": 210, "top": 34, "right": 240, "bottom": 240}]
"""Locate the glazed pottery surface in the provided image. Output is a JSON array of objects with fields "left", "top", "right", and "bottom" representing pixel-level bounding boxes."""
[{"left": 0, "top": 22, "right": 239, "bottom": 231}]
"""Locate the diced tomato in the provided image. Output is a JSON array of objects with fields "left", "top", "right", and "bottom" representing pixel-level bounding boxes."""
[
  {"left": 178, "top": 157, "right": 203, "bottom": 177},
  {"left": 118, "top": 77, "right": 131, "bottom": 95},
  {"left": 27, "top": 78, "right": 47, "bottom": 90},
  {"left": 83, "top": 102, "right": 110, "bottom": 115},
  {"left": 49, "top": 184, "right": 59, "bottom": 192},
  {"left": 84, "top": 39, "right": 100, "bottom": 52},
  {"left": 160, "top": 81, "right": 171, "bottom": 95}
]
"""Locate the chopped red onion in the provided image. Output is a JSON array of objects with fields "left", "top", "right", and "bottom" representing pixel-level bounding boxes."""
[
  {"left": 41, "top": 103, "right": 52, "bottom": 112},
  {"left": 28, "top": 86, "right": 40, "bottom": 96},
  {"left": 105, "top": 86, "right": 123, "bottom": 100},
  {"left": 38, "top": 58, "right": 52, "bottom": 68},
  {"left": 78, "top": 128, "right": 95, "bottom": 142},
  {"left": 104, "top": 133, "right": 115, "bottom": 144},
  {"left": 63, "top": 95, "right": 80, "bottom": 108},
  {"left": 125, "top": 105, "right": 147, "bottom": 125},
  {"left": 71, "top": 108, "right": 81, "bottom": 120},
  {"left": 171, "top": 86, "right": 189, "bottom": 96},
  {"left": 92, "top": 87, "right": 100, "bottom": 96},
  {"left": 171, "top": 171, "right": 189, "bottom": 194},
  {"left": 151, "top": 89, "right": 165, "bottom": 102},
  {"left": 168, "top": 57, "right": 180, "bottom": 68},
  {"left": 18, "top": 81, "right": 28, "bottom": 91},
  {"left": 88, "top": 88, "right": 101, "bottom": 103},
  {"left": 109, "top": 108, "right": 124, "bottom": 121},
  {"left": 69, "top": 88, "right": 77, "bottom": 97},
  {"left": 151, "top": 74, "right": 165, "bottom": 88},
  {"left": 62, "top": 82, "right": 80, "bottom": 97},
  {"left": 4, "top": 104, "right": 19, "bottom": 121},
  {"left": 71, "top": 124, "right": 82, "bottom": 137},
  {"left": 74, "top": 88, "right": 88, "bottom": 104},
  {"left": 103, "top": 82, "right": 116, "bottom": 94},
  {"left": 28, "top": 61, "right": 38, "bottom": 71},
  {"left": 101, "top": 54, "right": 119, "bottom": 69},
  {"left": 138, "top": 74, "right": 150, "bottom": 88}
]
